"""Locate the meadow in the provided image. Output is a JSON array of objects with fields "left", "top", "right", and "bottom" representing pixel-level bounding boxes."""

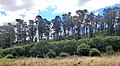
[{"left": 0, "top": 55, "right": 119, "bottom": 66}]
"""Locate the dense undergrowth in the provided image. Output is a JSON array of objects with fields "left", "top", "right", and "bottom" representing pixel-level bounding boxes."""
[{"left": 0, "top": 36, "right": 120, "bottom": 58}]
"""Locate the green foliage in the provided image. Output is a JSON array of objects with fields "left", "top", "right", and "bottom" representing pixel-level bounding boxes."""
[
  {"left": 89, "top": 48, "right": 100, "bottom": 56},
  {"left": 62, "top": 40, "right": 78, "bottom": 55},
  {"left": 2, "top": 48, "right": 12, "bottom": 56},
  {"left": 0, "top": 36, "right": 119, "bottom": 57},
  {"left": 46, "top": 49, "right": 56, "bottom": 58},
  {"left": 29, "top": 48, "right": 38, "bottom": 57},
  {"left": 5, "top": 54, "right": 14, "bottom": 59},
  {"left": 11, "top": 50, "right": 17, "bottom": 57},
  {"left": 78, "top": 38, "right": 91, "bottom": 45},
  {"left": 34, "top": 41, "right": 49, "bottom": 55},
  {"left": 12, "top": 47, "right": 25, "bottom": 56},
  {"left": 59, "top": 52, "right": 70, "bottom": 57},
  {"left": 22, "top": 43, "right": 34, "bottom": 57},
  {"left": 0, "top": 55, "right": 2, "bottom": 58},
  {"left": 106, "top": 45, "right": 114, "bottom": 54},
  {"left": 77, "top": 43, "right": 90, "bottom": 56}
]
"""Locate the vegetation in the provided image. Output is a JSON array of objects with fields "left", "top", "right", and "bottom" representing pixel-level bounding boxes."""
[
  {"left": 0, "top": 55, "right": 118, "bottom": 66},
  {"left": 0, "top": 55, "right": 2, "bottom": 58},
  {"left": 0, "top": 36, "right": 119, "bottom": 58},
  {"left": 5, "top": 54, "right": 14, "bottom": 59},
  {"left": 46, "top": 49, "right": 56, "bottom": 58},
  {"left": 0, "top": 3, "right": 120, "bottom": 66},
  {"left": 0, "top": 7, "right": 119, "bottom": 60},
  {"left": 106, "top": 45, "right": 114, "bottom": 54},
  {"left": 59, "top": 52, "right": 70, "bottom": 57},
  {"left": 89, "top": 48, "right": 100, "bottom": 56},
  {"left": 0, "top": 7, "right": 120, "bottom": 49},
  {"left": 77, "top": 43, "right": 90, "bottom": 56},
  {"left": 0, "top": 58, "right": 14, "bottom": 66}
]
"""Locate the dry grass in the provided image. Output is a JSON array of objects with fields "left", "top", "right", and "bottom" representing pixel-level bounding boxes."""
[
  {"left": 14, "top": 55, "right": 120, "bottom": 66},
  {"left": 0, "top": 58, "right": 14, "bottom": 66}
]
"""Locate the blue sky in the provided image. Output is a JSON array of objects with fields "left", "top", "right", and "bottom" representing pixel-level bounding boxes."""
[{"left": 0, "top": 0, "right": 120, "bottom": 25}]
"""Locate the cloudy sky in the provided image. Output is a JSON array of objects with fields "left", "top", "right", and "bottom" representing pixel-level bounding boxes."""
[{"left": 0, "top": 0, "right": 120, "bottom": 25}]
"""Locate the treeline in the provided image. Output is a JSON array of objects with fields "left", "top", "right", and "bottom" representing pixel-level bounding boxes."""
[
  {"left": 0, "top": 7, "right": 120, "bottom": 48},
  {"left": 0, "top": 36, "right": 120, "bottom": 58}
]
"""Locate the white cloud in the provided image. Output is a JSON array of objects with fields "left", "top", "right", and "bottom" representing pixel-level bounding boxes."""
[
  {"left": 52, "top": 0, "right": 120, "bottom": 15},
  {"left": 0, "top": 0, "right": 120, "bottom": 25},
  {"left": 81, "top": 0, "right": 120, "bottom": 12}
]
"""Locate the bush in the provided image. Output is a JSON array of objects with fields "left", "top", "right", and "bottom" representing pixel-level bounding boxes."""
[
  {"left": 59, "top": 52, "right": 70, "bottom": 57},
  {"left": 0, "top": 55, "right": 2, "bottom": 58},
  {"left": 5, "top": 54, "right": 14, "bottom": 59},
  {"left": 11, "top": 50, "right": 17, "bottom": 57},
  {"left": 106, "top": 45, "right": 114, "bottom": 54},
  {"left": 46, "top": 49, "right": 56, "bottom": 58},
  {"left": 89, "top": 48, "right": 100, "bottom": 56},
  {"left": 36, "top": 51, "right": 44, "bottom": 58},
  {"left": 2, "top": 48, "right": 12, "bottom": 56},
  {"left": 77, "top": 43, "right": 90, "bottom": 56},
  {"left": 62, "top": 40, "right": 78, "bottom": 55},
  {"left": 29, "top": 48, "right": 38, "bottom": 57},
  {"left": 34, "top": 41, "right": 49, "bottom": 55}
]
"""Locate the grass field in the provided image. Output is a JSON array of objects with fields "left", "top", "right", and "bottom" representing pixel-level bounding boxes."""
[
  {"left": 0, "top": 58, "right": 14, "bottom": 66},
  {"left": 14, "top": 55, "right": 120, "bottom": 66},
  {"left": 0, "top": 55, "right": 120, "bottom": 66}
]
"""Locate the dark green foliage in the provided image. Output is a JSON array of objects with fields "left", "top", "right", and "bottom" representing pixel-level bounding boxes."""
[
  {"left": 2, "top": 48, "right": 12, "bottom": 56},
  {"left": 104, "top": 36, "right": 120, "bottom": 51},
  {"left": 62, "top": 40, "right": 78, "bottom": 55},
  {"left": 59, "top": 52, "right": 70, "bottom": 57},
  {"left": 5, "top": 54, "right": 14, "bottom": 59},
  {"left": 0, "top": 55, "right": 2, "bottom": 58},
  {"left": 46, "top": 49, "right": 56, "bottom": 58},
  {"left": 89, "top": 48, "right": 100, "bottom": 56},
  {"left": 0, "top": 36, "right": 119, "bottom": 57},
  {"left": 29, "top": 48, "right": 38, "bottom": 57},
  {"left": 11, "top": 50, "right": 17, "bottom": 57},
  {"left": 106, "top": 45, "right": 114, "bottom": 54},
  {"left": 12, "top": 47, "right": 25, "bottom": 56},
  {"left": 34, "top": 41, "right": 49, "bottom": 55},
  {"left": 22, "top": 43, "right": 34, "bottom": 57},
  {"left": 0, "top": 49, "right": 3, "bottom": 55},
  {"left": 77, "top": 43, "right": 90, "bottom": 56}
]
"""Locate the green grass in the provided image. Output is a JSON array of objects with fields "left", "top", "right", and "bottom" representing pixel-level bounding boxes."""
[{"left": 0, "top": 58, "right": 14, "bottom": 66}]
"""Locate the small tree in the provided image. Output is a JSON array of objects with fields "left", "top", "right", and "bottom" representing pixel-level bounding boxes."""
[
  {"left": 89, "top": 48, "right": 100, "bottom": 56},
  {"left": 106, "top": 45, "right": 114, "bottom": 54},
  {"left": 5, "top": 54, "right": 14, "bottom": 59},
  {"left": 77, "top": 43, "right": 90, "bottom": 56},
  {"left": 46, "top": 49, "right": 56, "bottom": 58}
]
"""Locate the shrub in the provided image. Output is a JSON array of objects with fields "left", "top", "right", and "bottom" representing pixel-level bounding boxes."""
[
  {"left": 36, "top": 51, "right": 44, "bottom": 58},
  {"left": 59, "top": 52, "right": 70, "bottom": 57},
  {"left": 12, "top": 47, "right": 25, "bottom": 56},
  {"left": 29, "top": 48, "right": 38, "bottom": 57},
  {"left": 63, "top": 40, "right": 78, "bottom": 55},
  {"left": 11, "top": 50, "right": 17, "bottom": 57},
  {"left": 5, "top": 54, "right": 14, "bottom": 59},
  {"left": 34, "top": 41, "right": 49, "bottom": 55},
  {"left": 106, "top": 45, "right": 114, "bottom": 54},
  {"left": 0, "top": 55, "right": 2, "bottom": 58},
  {"left": 46, "top": 49, "right": 56, "bottom": 58},
  {"left": 2, "top": 48, "right": 12, "bottom": 56},
  {"left": 89, "top": 48, "right": 100, "bottom": 56},
  {"left": 77, "top": 43, "right": 90, "bottom": 56}
]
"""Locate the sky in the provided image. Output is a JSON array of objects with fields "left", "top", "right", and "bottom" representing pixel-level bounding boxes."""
[{"left": 0, "top": 0, "right": 120, "bottom": 25}]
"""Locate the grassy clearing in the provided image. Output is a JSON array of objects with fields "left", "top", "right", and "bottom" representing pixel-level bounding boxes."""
[
  {"left": 14, "top": 55, "right": 120, "bottom": 66},
  {"left": 0, "top": 58, "right": 14, "bottom": 66}
]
